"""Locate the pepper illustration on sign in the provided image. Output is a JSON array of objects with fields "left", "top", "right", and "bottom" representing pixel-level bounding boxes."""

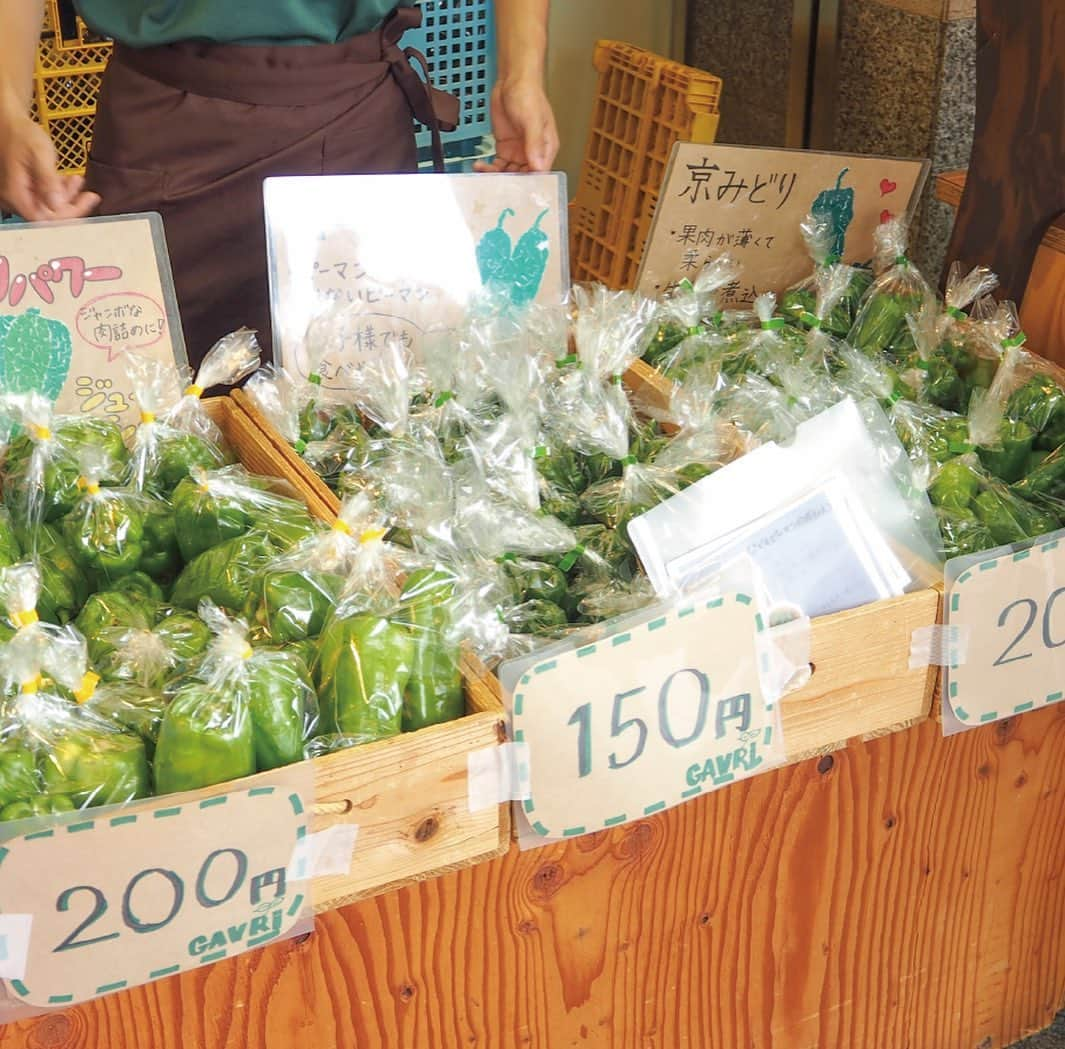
[
  {"left": 810, "top": 168, "right": 855, "bottom": 259},
  {"left": 475, "top": 208, "right": 551, "bottom": 306},
  {"left": 0, "top": 308, "right": 73, "bottom": 401}
]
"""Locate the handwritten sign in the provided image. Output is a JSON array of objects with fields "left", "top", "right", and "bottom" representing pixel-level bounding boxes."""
[
  {"left": 637, "top": 144, "right": 929, "bottom": 304},
  {"left": 944, "top": 531, "right": 1065, "bottom": 733},
  {"left": 510, "top": 592, "right": 784, "bottom": 838},
  {"left": 263, "top": 173, "right": 568, "bottom": 388},
  {"left": 0, "top": 214, "right": 185, "bottom": 433},
  {"left": 0, "top": 767, "right": 312, "bottom": 1011}
]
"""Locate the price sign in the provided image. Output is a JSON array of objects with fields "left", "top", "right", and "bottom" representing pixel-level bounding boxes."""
[
  {"left": 945, "top": 532, "right": 1065, "bottom": 729},
  {"left": 0, "top": 768, "right": 312, "bottom": 1010},
  {"left": 0, "top": 214, "right": 185, "bottom": 434},
  {"left": 512, "top": 592, "right": 785, "bottom": 838}
]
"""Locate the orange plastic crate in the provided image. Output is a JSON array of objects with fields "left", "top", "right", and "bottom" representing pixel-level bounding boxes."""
[{"left": 570, "top": 41, "right": 722, "bottom": 290}]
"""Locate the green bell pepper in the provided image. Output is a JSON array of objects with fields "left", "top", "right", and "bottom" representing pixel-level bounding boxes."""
[
  {"left": 155, "top": 683, "right": 256, "bottom": 793},
  {"left": 172, "top": 476, "right": 252, "bottom": 561},
  {"left": 170, "top": 532, "right": 276, "bottom": 613},
  {"left": 503, "top": 598, "right": 568, "bottom": 636},
  {"left": 1006, "top": 374, "right": 1065, "bottom": 451},
  {"left": 18, "top": 523, "right": 90, "bottom": 624},
  {"left": 246, "top": 568, "right": 342, "bottom": 644},
  {"left": 974, "top": 488, "right": 1059, "bottom": 546},
  {"left": 502, "top": 558, "right": 567, "bottom": 606},
  {"left": 0, "top": 794, "right": 76, "bottom": 822},
  {"left": 139, "top": 499, "right": 181, "bottom": 579},
  {"left": 0, "top": 508, "right": 20, "bottom": 569},
  {"left": 108, "top": 571, "right": 165, "bottom": 604},
  {"left": 928, "top": 459, "right": 980, "bottom": 510},
  {"left": 245, "top": 652, "right": 314, "bottom": 770},
  {"left": 315, "top": 612, "right": 413, "bottom": 741},
  {"left": 61, "top": 487, "right": 147, "bottom": 585},
  {"left": 0, "top": 743, "right": 39, "bottom": 807},
  {"left": 150, "top": 432, "right": 226, "bottom": 495},
  {"left": 42, "top": 727, "right": 150, "bottom": 807},
  {"left": 976, "top": 418, "right": 1035, "bottom": 484},
  {"left": 398, "top": 568, "right": 463, "bottom": 732},
  {"left": 154, "top": 609, "right": 212, "bottom": 665},
  {"left": 535, "top": 445, "right": 588, "bottom": 495},
  {"left": 75, "top": 589, "right": 157, "bottom": 666}
]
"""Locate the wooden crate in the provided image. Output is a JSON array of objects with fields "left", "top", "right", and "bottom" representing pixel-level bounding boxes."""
[
  {"left": 230, "top": 389, "right": 943, "bottom": 777},
  {"left": 192, "top": 397, "right": 509, "bottom": 912}
]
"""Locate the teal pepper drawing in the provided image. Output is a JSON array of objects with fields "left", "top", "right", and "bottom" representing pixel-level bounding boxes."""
[
  {"left": 476, "top": 208, "right": 551, "bottom": 306},
  {"left": 811, "top": 168, "right": 855, "bottom": 259},
  {"left": 0, "top": 308, "right": 73, "bottom": 402}
]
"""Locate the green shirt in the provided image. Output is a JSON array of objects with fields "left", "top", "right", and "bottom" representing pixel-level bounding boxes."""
[{"left": 74, "top": 1, "right": 406, "bottom": 46}]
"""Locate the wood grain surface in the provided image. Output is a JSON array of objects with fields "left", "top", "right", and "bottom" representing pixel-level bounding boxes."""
[
  {"left": 942, "top": 0, "right": 1065, "bottom": 304},
  {"left": 937, "top": 170, "right": 1065, "bottom": 368},
  {"left": 4, "top": 702, "right": 1064, "bottom": 1049}
]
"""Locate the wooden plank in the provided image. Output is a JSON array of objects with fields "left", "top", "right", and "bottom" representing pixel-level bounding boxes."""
[
  {"left": 6, "top": 703, "right": 1065, "bottom": 1048},
  {"left": 781, "top": 588, "right": 940, "bottom": 761}
]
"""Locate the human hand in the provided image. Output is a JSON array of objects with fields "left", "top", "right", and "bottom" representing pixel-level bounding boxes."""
[
  {"left": 0, "top": 101, "right": 99, "bottom": 220},
  {"left": 475, "top": 78, "right": 559, "bottom": 174}
]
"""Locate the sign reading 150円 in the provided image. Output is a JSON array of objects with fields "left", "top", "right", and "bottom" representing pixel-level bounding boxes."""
[
  {"left": 510, "top": 593, "right": 785, "bottom": 839},
  {"left": 944, "top": 530, "right": 1065, "bottom": 732},
  {"left": 0, "top": 770, "right": 312, "bottom": 1012}
]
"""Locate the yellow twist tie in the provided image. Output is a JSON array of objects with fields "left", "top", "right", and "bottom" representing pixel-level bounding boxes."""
[
  {"left": 29, "top": 424, "right": 52, "bottom": 441},
  {"left": 360, "top": 528, "right": 387, "bottom": 545},
  {"left": 184, "top": 384, "right": 205, "bottom": 398},
  {"left": 331, "top": 519, "right": 353, "bottom": 535},
  {"left": 73, "top": 671, "right": 100, "bottom": 704},
  {"left": 12, "top": 610, "right": 38, "bottom": 628},
  {"left": 21, "top": 675, "right": 42, "bottom": 695},
  {"left": 140, "top": 411, "right": 156, "bottom": 425},
  {"left": 241, "top": 645, "right": 254, "bottom": 661},
  {"left": 77, "top": 477, "right": 101, "bottom": 495}
]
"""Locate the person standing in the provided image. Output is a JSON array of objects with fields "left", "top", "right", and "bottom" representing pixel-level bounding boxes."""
[{"left": 0, "top": 0, "right": 559, "bottom": 363}]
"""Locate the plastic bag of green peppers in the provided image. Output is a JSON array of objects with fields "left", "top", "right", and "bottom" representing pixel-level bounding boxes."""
[
  {"left": 847, "top": 217, "right": 936, "bottom": 359},
  {"left": 154, "top": 601, "right": 318, "bottom": 794},
  {"left": 0, "top": 391, "right": 129, "bottom": 527},
  {"left": 93, "top": 609, "right": 212, "bottom": 689},
  {"left": 60, "top": 452, "right": 179, "bottom": 588},
  {"left": 171, "top": 465, "right": 320, "bottom": 562}
]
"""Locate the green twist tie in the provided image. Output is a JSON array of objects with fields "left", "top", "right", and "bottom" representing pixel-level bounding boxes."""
[
  {"left": 533, "top": 445, "right": 548, "bottom": 460},
  {"left": 498, "top": 552, "right": 517, "bottom": 563},
  {"left": 1003, "top": 331, "right": 1027, "bottom": 349},
  {"left": 711, "top": 311, "right": 724, "bottom": 327},
  {"left": 611, "top": 374, "right": 624, "bottom": 386},
  {"left": 824, "top": 253, "right": 842, "bottom": 266},
  {"left": 761, "top": 317, "right": 787, "bottom": 331},
  {"left": 621, "top": 454, "right": 638, "bottom": 466},
  {"left": 679, "top": 278, "right": 695, "bottom": 294},
  {"left": 946, "top": 306, "right": 967, "bottom": 321},
  {"left": 799, "top": 311, "right": 822, "bottom": 329},
  {"left": 558, "top": 545, "right": 585, "bottom": 572},
  {"left": 914, "top": 359, "right": 932, "bottom": 371},
  {"left": 293, "top": 438, "right": 307, "bottom": 454},
  {"left": 895, "top": 256, "right": 909, "bottom": 268},
  {"left": 686, "top": 326, "right": 704, "bottom": 337},
  {"left": 434, "top": 391, "right": 455, "bottom": 407},
  {"left": 307, "top": 372, "right": 323, "bottom": 386},
  {"left": 887, "top": 390, "right": 902, "bottom": 404},
  {"left": 948, "top": 441, "right": 974, "bottom": 454},
  {"left": 556, "top": 353, "right": 579, "bottom": 368}
]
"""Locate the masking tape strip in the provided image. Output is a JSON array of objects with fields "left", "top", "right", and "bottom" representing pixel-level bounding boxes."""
[
  {"left": 0, "top": 916, "right": 33, "bottom": 980},
  {"left": 909, "top": 624, "right": 970, "bottom": 669},
  {"left": 757, "top": 614, "right": 813, "bottom": 703},
  {"left": 286, "top": 824, "right": 359, "bottom": 881},
  {"left": 467, "top": 742, "right": 531, "bottom": 812}
]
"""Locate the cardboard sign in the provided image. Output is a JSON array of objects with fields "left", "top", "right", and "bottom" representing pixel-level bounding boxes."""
[
  {"left": 0, "top": 214, "right": 185, "bottom": 433},
  {"left": 637, "top": 144, "right": 929, "bottom": 303},
  {"left": 944, "top": 531, "right": 1065, "bottom": 732},
  {"left": 263, "top": 173, "right": 569, "bottom": 387},
  {"left": 0, "top": 768, "right": 312, "bottom": 1011},
  {"left": 511, "top": 592, "right": 784, "bottom": 839}
]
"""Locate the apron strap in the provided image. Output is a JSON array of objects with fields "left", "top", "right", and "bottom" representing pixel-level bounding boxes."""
[{"left": 381, "top": 7, "right": 461, "bottom": 172}]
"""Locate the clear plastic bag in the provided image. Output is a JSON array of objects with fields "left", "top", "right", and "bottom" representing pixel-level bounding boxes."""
[
  {"left": 848, "top": 217, "right": 936, "bottom": 358},
  {"left": 154, "top": 601, "right": 318, "bottom": 793}
]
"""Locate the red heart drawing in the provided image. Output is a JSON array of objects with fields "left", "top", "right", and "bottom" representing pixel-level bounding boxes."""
[
  {"left": 880, "top": 209, "right": 893, "bottom": 224},
  {"left": 880, "top": 178, "right": 898, "bottom": 196}
]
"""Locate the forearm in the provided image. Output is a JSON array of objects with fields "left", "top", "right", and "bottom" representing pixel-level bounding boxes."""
[
  {"left": 0, "top": 0, "right": 43, "bottom": 114},
  {"left": 494, "top": 0, "right": 548, "bottom": 86}
]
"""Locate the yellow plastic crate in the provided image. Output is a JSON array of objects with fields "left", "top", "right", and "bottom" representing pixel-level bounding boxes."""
[
  {"left": 570, "top": 41, "right": 723, "bottom": 290},
  {"left": 33, "top": 1, "right": 112, "bottom": 175}
]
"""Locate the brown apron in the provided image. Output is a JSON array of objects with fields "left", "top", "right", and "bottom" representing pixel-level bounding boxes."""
[{"left": 85, "top": 6, "right": 459, "bottom": 367}]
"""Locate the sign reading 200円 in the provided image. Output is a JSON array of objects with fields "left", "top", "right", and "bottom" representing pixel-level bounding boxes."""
[{"left": 511, "top": 593, "right": 786, "bottom": 839}]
